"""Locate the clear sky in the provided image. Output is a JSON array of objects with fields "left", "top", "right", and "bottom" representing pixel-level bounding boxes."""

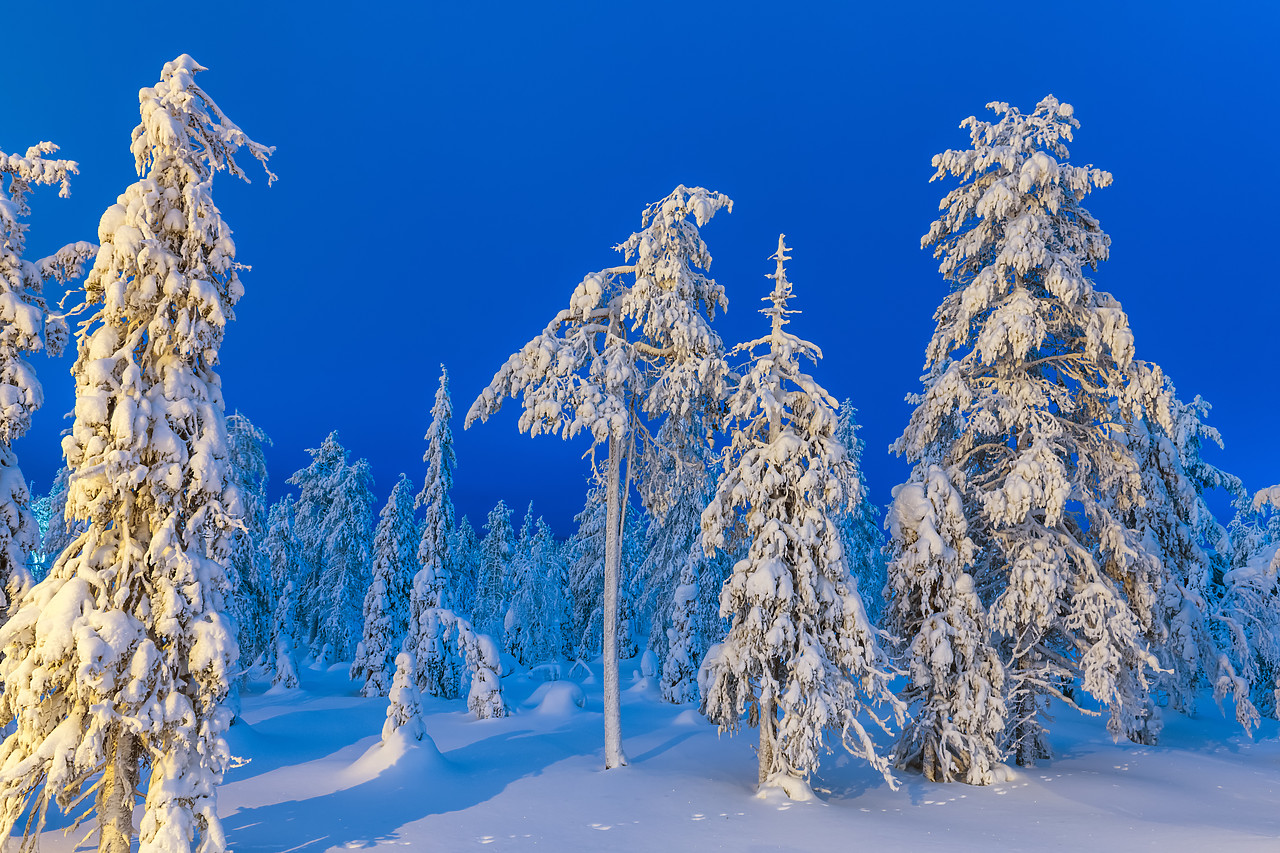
[{"left": 2, "top": 1, "right": 1276, "bottom": 535}]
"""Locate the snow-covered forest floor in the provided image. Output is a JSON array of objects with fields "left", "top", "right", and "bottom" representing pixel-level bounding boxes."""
[{"left": 32, "top": 658, "right": 1280, "bottom": 852}]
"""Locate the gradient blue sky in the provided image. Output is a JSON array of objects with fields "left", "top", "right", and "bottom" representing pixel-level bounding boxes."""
[{"left": 2, "top": 1, "right": 1276, "bottom": 535}]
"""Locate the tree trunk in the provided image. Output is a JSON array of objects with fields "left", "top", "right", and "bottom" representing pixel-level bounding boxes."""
[
  {"left": 97, "top": 731, "right": 137, "bottom": 853},
  {"left": 602, "top": 434, "right": 628, "bottom": 769},
  {"left": 758, "top": 696, "right": 776, "bottom": 787}
]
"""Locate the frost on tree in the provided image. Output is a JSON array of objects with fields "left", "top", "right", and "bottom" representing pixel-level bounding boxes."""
[
  {"left": 893, "top": 96, "right": 1169, "bottom": 766},
  {"left": 0, "top": 141, "right": 92, "bottom": 614},
  {"left": 699, "top": 237, "right": 902, "bottom": 799},
  {"left": 0, "top": 55, "right": 273, "bottom": 853},
  {"left": 834, "top": 401, "right": 888, "bottom": 624},
  {"left": 225, "top": 411, "right": 273, "bottom": 667},
  {"left": 287, "top": 431, "right": 347, "bottom": 647},
  {"left": 318, "top": 458, "right": 375, "bottom": 660},
  {"left": 1126, "top": 383, "right": 1258, "bottom": 737},
  {"left": 468, "top": 185, "right": 733, "bottom": 769},
  {"left": 885, "top": 466, "right": 1006, "bottom": 784},
  {"left": 352, "top": 475, "right": 418, "bottom": 697}
]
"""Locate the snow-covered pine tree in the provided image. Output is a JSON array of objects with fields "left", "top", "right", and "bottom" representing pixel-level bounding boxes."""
[
  {"left": 352, "top": 475, "right": 418, "bottom": 696},
  {"left": 617, "top": 502, "right": 643, "bottom": 660},
  {"left": 403, "top": 368, "right": 464, "bottom": 697},
  {"left": 37, "top": 466, "right": 86, "bottom": 582},
  {"left": 317, "top": 458, "right": 375, "bottom": 660},
  {"left": 567, "top": 483, "right": 607, "bottom": 660},
  {"left": 884, "top": 465, "right": 1007, "bottom": 784},
  {"left": 272, "top": 579, "right": 301, "bottom": 690},
  {"left": 637, "top": 413, "right": 716, "bottom": 664},
  {"left": 0, "top": 141, "right": 92, "bottom": 614},
  {"left": 448, "top": 516, "right": 480, "bottom": 617},
  {"left": 700, "top": 237, "right": 902, "bottom": 798},
  {"left": 412, "top": 366, "right": 457, "bottom": 613},
  {"left": 475, "top": 500, "right": 514, "bottom": 641},
  {"left": 1222, "top": 489, "right": 1280, "bottom": 716},
  {"left": 893, "top": 96, "right": 1168, "bottom": 766},
  {"left": 0, "top": 55, "right": 272, "bottom": 853},
  {"left": 261, "top": 497, "right": 298, "bottom": 601},
  {"left": 532, "top": 517, "right": 568, "bottom": 664},
  {"left": 834, "top": 401, "right": 888, "bottom": 624},
  {"left": 384, "top": 652, "right": 427, "bottom": 743},
  {"left": 660, "top": 552, "right": 702, "bottom": 703},
  {"left": 287, "top": 431, "right": 347, "bottom": 646},
  {"left": 504, "top": 502, "right": 538, "bottom": 664},
  {"left": 1126, "top": 383, "right": 1258, "bottom": 736},
  {"left": 225, "top": 411, "right": 273, "bottom": 667},
  {"left": 469, "top": 185, "right": 733, "bottom": 769},
  {"left": 506, "top": 514, "right": 564, "bottom": 667}
]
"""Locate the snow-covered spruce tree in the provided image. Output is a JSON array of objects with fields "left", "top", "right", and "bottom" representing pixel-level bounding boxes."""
[
  {"left": 225, "top": 411, "right": 273, "bottom": 666},
  {"left": 637, "top": 415, "right": 713, "bottom": 660},
  {"left": 384, "top": 652, "right": 427, "bottom": 743},
  {"left": 532, "top": 517, "right": 569, "bottom": 664},
  {"left": 506, "top": 515, "right": 564, "bottom": 666},
  {"left": 884, "top": 465, "right": 1007, "bottom": 784},
  {"left": 893, "top": 96, "right": 1168, "bottom": 766},
  {"left": 567, "top": 482, "right": 607, "bottom": 660},
  {"left": 0, "top": 55, "right": 272, "bottom": 853},
  {"left": 504, "top": 503, "right": 538, "bottom": 664},
  {"left": 261, "top": 497, "right": 298, "bottom": 601},
  {"left": 0, "top": 142, "right": 92, "bottom": 613},
  {"left": 474, "top": 500, "right": 514, "bottom": 640},
  {"left": 448, "top": 516, "right": 480, "bottom": 616},
  {"left": 700, "top": 237, "right": 902, "bottom": 798},
  {"left": 287, "top": 431, "right": 347, "bottom": 647},
  {"left": 411, "top": 366, "right": 457, "bottom": 617},
  {"left": 317, "top": 458, "right": 375, "bottom": 660},
  {"left": 352, "top": 475, "right": 418, "bottom": 696},
  {"left": 1221, "top": 490, "right": 1280, "bottom": 716},
  {"left": 271, "top": 579, "right": 301, "bottom": 690},
  {"left": 469, "top": 186, "right": 732, "bottom": 769},
  {"left": 1126, "top": 383, "right": 1258, "bottom": 735},
  {"left": 617, "top": 503, "right": 644, "bottom": 661},
  {"left": 834, "top": 401, "right": 888, "bottom": 624},
  {"left": 660, "top": 552, "right": 702, "bottom": 703},
  {"left": 38, "top": 466, "right": 87, "bottom": 579}
]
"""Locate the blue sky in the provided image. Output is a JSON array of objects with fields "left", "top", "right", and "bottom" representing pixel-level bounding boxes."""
[{"left": 2, "top": 1, "right": 1276, "bottom": 534}]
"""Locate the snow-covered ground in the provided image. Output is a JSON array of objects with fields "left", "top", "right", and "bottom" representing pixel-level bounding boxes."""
[{"left": 35, "top": 659, "right": 1280, "bottom": 852}]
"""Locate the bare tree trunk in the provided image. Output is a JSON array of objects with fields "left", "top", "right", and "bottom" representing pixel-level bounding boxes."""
[
  {"left": 97, "top": 731, "right": 137, "bottom": 853},
  {"left": 758, "top": 696, "right": 776, "bottom": 787},
  {"left": 603, "top": 433, "right": 628, "bottom": 769}
]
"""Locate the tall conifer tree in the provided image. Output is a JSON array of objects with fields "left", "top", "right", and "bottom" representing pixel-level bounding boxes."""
[{"left": 0, "top": 55, "right": 272, "bottom": 852}]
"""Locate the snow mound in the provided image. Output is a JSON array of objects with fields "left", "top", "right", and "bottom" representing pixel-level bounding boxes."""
[
  {"left": 344, "top": 729, "right": 447, "bottom": 785},
  {"left": 673, "top": 709, "right": 706, "bottom": 726},
  {"left": 521, "top": 681, "right": 587, "bottom": 715},
  {"left": 640, "top": 649, "right": 659, "bottom": 678},
  {"left": 757, "top": 771, "right": 816, "bottom": 802},
  {"left": 627, "top": 675, "right": 659, "bottom": 694}
]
